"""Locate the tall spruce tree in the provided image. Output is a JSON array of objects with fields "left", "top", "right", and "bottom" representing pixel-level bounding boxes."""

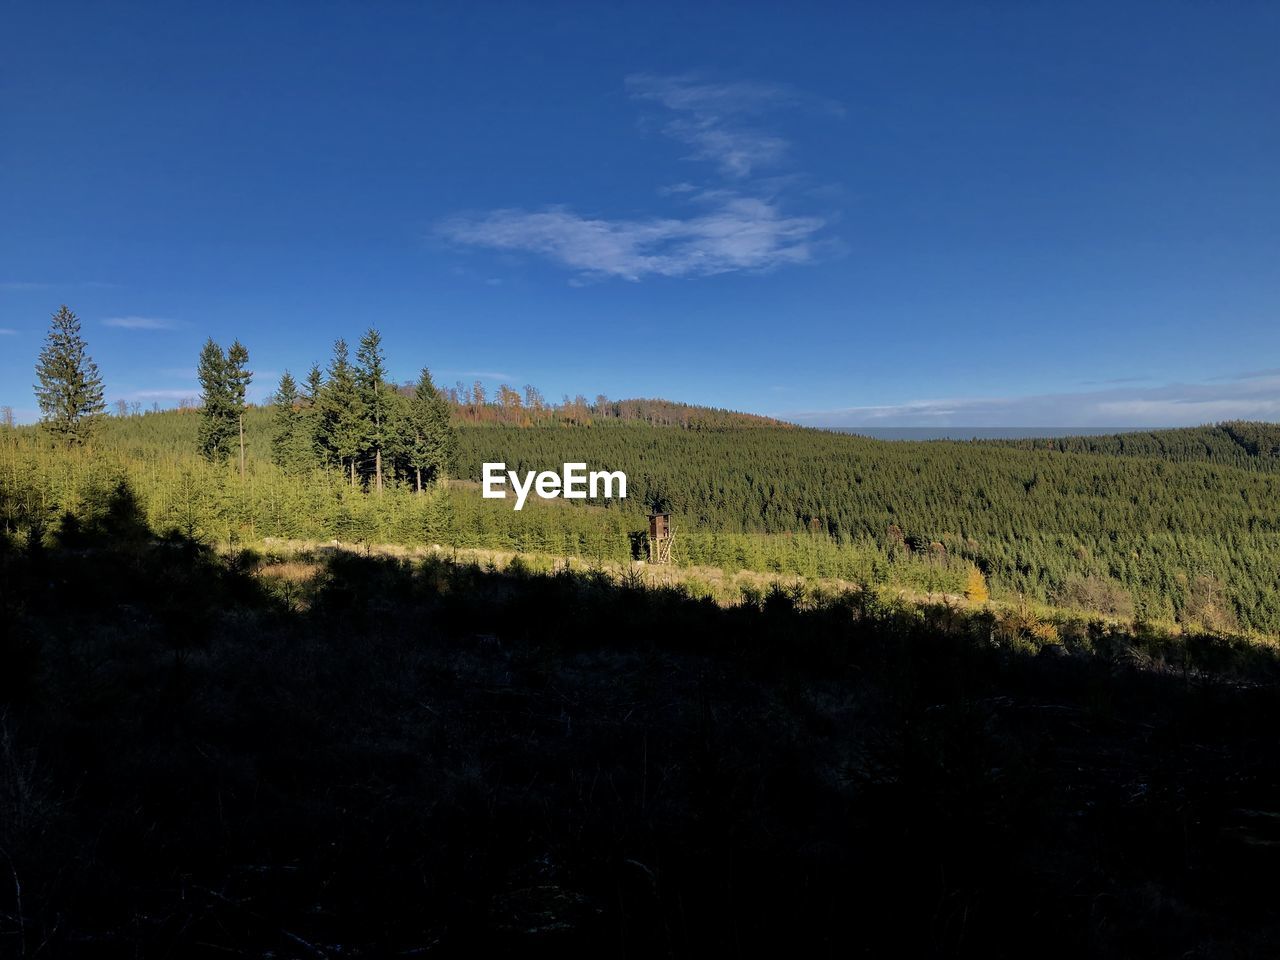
[
  {"left": 197, "top": 339, "right": 235, "bottom": 463},
  {"left": 226, "top": 340, "right": 252, "bottom": 478},
  {"left": 317, "top": 339, "right": 365, "bottom": 486},
  {"left": 303, "top": 363, "right": 326, "bottom": 464},
  {"left": 303, "top": 364, "right": 324, "bottom": 408},
  {"left": 270, "top": 371, "right": 312, "bottom": 474},
  {"left": 34, "top": 305, "right": 106, "bottom": 445},
  {"left": 383, "top": 388, "right": 412, "bottom": 488},
  {"left": 431, "top": 379, "right": 457, "bottom": 479},
  {"left": 356, "top": 328, "right": 390, "bottom": 493},
  {"left": 405, "top": 367, "right": 457, "bottom": 492}
]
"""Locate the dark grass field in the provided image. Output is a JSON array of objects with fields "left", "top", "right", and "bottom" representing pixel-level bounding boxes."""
[{"left": 4, "top": 487, "right": 1280, "bottom": 957}]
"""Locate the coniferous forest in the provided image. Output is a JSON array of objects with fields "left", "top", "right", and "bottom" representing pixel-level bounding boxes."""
[
  {"left": 5, "top": 308, "right": 1280, "bottom": 956},
  {"left": 7, "top": 313, "right": 1280, "bottom": 631}
]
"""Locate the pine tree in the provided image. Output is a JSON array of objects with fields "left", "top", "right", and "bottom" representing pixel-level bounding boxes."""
[
  {"left": 197, "top": 339, "right": 235, "bottom": 463},
  {"left": 356, "top": 328, "right": 390, "bottom": 493},
  {"left": 34, "top": 305, "right": 106, "bottom": 445},
  {"left": 226, "top": 340, "right": 252, "bottom": 478}
]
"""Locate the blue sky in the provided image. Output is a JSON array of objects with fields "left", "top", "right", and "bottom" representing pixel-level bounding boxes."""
[{"left": 2, "top": 1, "right": 1278, "bottom": 426}]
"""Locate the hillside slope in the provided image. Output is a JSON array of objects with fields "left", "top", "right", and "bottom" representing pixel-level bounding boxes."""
[
  {"left": 8, "top": 409, "right": 1280, "bottom": 631},
  {"left": 980, "top": 421, "right": 1280, "bottom": 470},
  {"left": 458, "top": 422, "right": 1280, "bottom": 630}
]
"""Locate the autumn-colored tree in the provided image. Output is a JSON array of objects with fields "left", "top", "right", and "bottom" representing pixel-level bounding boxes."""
[
  {"left": 965, "top": 566, "right": 989, "bottom": 604},
  {"left": 1181, "top": 573, "right": 1238, "bottom": 632}
]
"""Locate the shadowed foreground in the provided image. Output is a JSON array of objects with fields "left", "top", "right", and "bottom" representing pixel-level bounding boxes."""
[{"left": 3, "top": 487, "right": 1280, "bottom": 957}]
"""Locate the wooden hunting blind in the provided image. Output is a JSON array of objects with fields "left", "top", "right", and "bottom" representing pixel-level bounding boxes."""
[{"left": 648, "top": 511, "right": 673, "bottom": 564}]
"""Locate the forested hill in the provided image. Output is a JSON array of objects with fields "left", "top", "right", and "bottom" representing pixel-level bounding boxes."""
[
  {"left": 12, "top": 403, "right": 1280, "bottom": 632},
  {"left": 457, "top": 422, "right": 1280, "bottom": 631},
  {"left": 443, "top": 389, "right": 792, "bottom": 428},
  {"left": 978, "top": 421, "right": 1280, "bottom": 470}
]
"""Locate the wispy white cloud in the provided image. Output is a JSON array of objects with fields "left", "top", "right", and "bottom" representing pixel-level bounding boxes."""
[
  {"left": 626, "top": 73, "right": 840, "bottom": 179},
  {"left": 0, "top": 282, "right": 49, "bottom": 291},
  {"left": 627, "top": 74, "right": 787, "bottom": 179},
  {"left": 626, "top": 74, "right": 799, "bottom": 115},
  {"left": 103, "top": 316, "right": 181, "bottom": 330},
  {"left": 786, "top": 375, "right": 1280, "bottom": 428},
  {"left": 0, "top": 328, "right": 18, "bottom": 336},
  {"left": 441, "top": 197, "right": 823, "bottom": 282},
  {"left": 1216, "top": 367, "right": 1280, "bottom": 381},
  {"left": 669, "top": 122, "right": 789, "bottom": 180},
  {"left": 439, "top": 72, "right": 838, "bottom": 283}
]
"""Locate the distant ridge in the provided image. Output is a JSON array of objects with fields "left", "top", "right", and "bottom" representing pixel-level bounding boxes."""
[
  {"left": 829, "top": 427, "right": 1154, "bottom": 441},
  {"left": 447, "top": 392, "right": 793, "bottom": 429},
  {"left": 976, "top": 421, "right": 1280, "bottom": 469}
]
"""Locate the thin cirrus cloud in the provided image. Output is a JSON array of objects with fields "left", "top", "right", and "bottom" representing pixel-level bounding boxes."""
[
  {"left": 438, "top": 73, "right": 836, "bottom": 283},
  {"left": 1214, "top": 367, "right": 1280, "bottom": 381},
  {"left": 103, "top": 315, "right": 181, "bottom": 330},
  {"left": 624, "top": 73, "right": 828, "bottom": 179},
  {"left": 440, "top": 198, "right": 823, "bottom": 283},
  {"left": 786, "top": 375, "right": 1280, "bottom": 428},
  {"left": 0, "top": 328, "right": 18, "bottom": 336}
]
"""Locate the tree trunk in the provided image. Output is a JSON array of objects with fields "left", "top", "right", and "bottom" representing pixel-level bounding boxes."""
[
  {"left": 238, "top": 414, "right": 245, "bottom": 479},
  {"left": 375, "top": 447, "right": 383, "bottom": 494},
  {"left": 349, "top": 459, "right": 355, "bottom": 488},
  {"left": 416, "top": 467, "right": 422, "bottom": 494}
]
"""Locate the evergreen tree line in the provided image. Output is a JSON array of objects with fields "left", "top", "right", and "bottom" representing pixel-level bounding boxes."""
[{"left": 198, "top": 328, "right": 457, "bottom": 493}]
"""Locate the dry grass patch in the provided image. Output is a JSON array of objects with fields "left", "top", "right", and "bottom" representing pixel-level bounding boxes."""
[{"left": 258, "top": 560, "right": 323, "bottom": 584}]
